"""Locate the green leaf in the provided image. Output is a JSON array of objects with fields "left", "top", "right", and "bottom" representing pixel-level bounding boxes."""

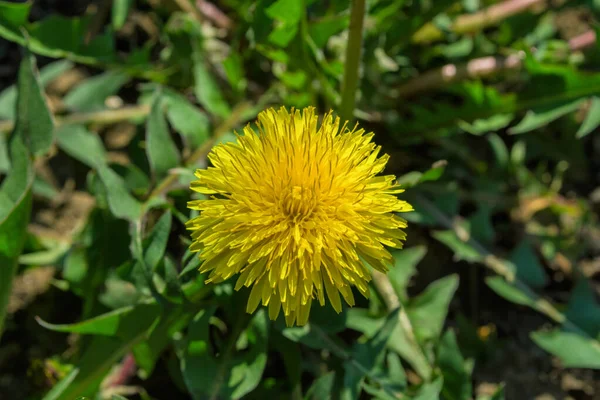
[
  {"left": 388, "top": 246, "right": 427, "bottom": 302},
  {"left": 36, "top": 304, "right": 159, "bottom": 336},
  {"left": 531, "top": 329, "right": 600, "bottom": 369},
  {"left": 15, "top": 50, "right": 54, "bottom": 156},
  {"left": 180, "top": 308, "right": 268, "bottom": 400},
  {"left": 304, "top": 371, "right": 335, "bottom": 400},
  {"left": 438, "top": 330, "right": 472, "bottom": 400},
  {"left": 0, "top": 0, "right": 30, "bottom": 28},
  {"left": 112, "top": 0, "right": 132, "bottom": 29},
  {"left": 143, "top": 211, "right": 172, "bottom": 271},
  {"left": 0, "top": 139, "right": 33, "bottom": 338},
  {"left": 163, "top": 89, "right": 210, "bottom": 148},
  {"left": 509, "top": 241, "right": 547, "bottom": 289},
  {"left": 407, "top": 274, "right": 459, "bottom": 342},
  {"left": 469, "top": 205, "right": 494, "bottom": 244},
  {"left": 56, "top": 124, "right": 107, "bottom": 168},
  {"left": 0, "top": 59, "right": 72, "bottom": 120},
  {"left": 487, "top": 133, "right": 509, "bottom": 169},
  {"left": 63, "top": 71, "right": 129, "bottom": 112},
  {"left": 412, "top": 378, "right": 443, "bottom": 400},
  {"left": 193, "top": 50, "right": 231, "bottom": 119},
  {"left": 509, "top": 98, "right": 583, "bottom": 135},
  {"left": 342, "top": 309, "right": 400, "bottom": 400},
  {"left": 146, "top": 92, "right": 181, "bottom": 178},
  {"left": 565, "top": 279, "right": 600, "bottom": 337},
  {"left": 432, "top": 229, "right": 482, "bottom": 263},
  {"left": 485, "top": 277, "right": 538, "bottom": 308},
  {"left": 397, "top": 162, "right": 447, "bottom": 188},
  {"left": 576, "top": 96, "right": 600, "bottom": 138},
  {"left": 309, "top": 15, "right": 349, "bottom": 48},
  {"left": 265, "top": 0, "right": 302, "bottom": 25},
  {"left": 42, "top": 305, "right": 160, "bottom": 400},
  {"left": 97, "top": 164, "right": 142, "bottom": 220}
]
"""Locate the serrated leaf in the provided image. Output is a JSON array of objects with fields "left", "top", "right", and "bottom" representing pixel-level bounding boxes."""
[
  {"left": 146, "top": 92, "right": 181, "bottom": 178},
  {"left": 56, "top": 124, "right": 107, "bottom": 168},
  {"left": 531, "top": 329, "right": 600, "bottom": 369},
  {"left": 407, "top": 274, "right": 459, "bottom": 342},
  {"left": 576, "top": 96, "right": 600, "bottom": 138},
  {"left": 15, "top": 50, "right": 54, "bottom": 156},
  {"left": 63, "top": 71, "right": 129, "bottom": 112}
]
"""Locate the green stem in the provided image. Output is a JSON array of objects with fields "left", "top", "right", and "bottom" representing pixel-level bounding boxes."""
[{"left": 339, "top": 0, "right": 366, "bottom": 122}]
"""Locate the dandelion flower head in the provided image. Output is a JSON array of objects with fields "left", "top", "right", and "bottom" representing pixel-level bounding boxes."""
[{"left": 187, "top": 106, "right": 413, "bottom": 326}]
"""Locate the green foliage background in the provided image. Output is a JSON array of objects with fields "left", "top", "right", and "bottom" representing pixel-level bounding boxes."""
[{"left": 1, "top": 0, "right": 600, "bottom": 399}]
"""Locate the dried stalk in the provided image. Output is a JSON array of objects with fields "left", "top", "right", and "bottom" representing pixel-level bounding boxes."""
[{"left": 412, "top": 0, "right": 546, "bottom": 44}]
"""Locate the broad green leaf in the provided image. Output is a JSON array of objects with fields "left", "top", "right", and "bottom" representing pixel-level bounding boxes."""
[
  {"left": 309, "top": 15, "right": 349, "bottom": 48},
  {"left": 565, "top": 279, "right": 600, "bottom": 337},
  {"left": 407, "top": 274, "right": 459, "bottom": 342},
  {"left": 509, "top": 99, "right": 583, "bottom": 135},
  {"left": 509, "top": 241, "right": 547, "bottom": 289},
  {"left": 388, "top": 246, "right": 427, "bottom": 302},
  {"left": 0, "top": 0, "right": 30, "bottom": 28},
  {"left": 97, "top": 164, "right": 142, "bottom": 220},
  {"left": 15, "top": 50, "right": 54, "bottom": 156},
  {"left": 576, "top": 96, "right": 600, "bottom": 138},
  {"left": 56, "top": 124, "right": 107, "bottom": 168},
  {"left": 193, "top": 50, "right": 231, "bottom": 119},
  {"left": 42, "top": 305, "right": 160, "bottom": 400},
  {"left": 304, "top": 371, "right": 335, "bottom": 400},
  {"left": 112, "top": 0, "right": 133, "bottom": 29},
  {"left": 438, "top": 330, "right": 472, "bottom": 400},
  {"left": 146, "top": 92, "right": 180, "bottom": 178},
  {"left": 0, "top": 59, "right": 72, "bottom": 120},
  {"left": 63, "top": 71, "right": 129, "bottom": 112},
  {"left": 180, "top": 308, "right": 268, "bottom": 400},
  {"left": 485, "top": 277, "right": 538, "bottom": 309},
  {"left": 223, "top": 53, "right": 246, "bottom": 92},
  {"left": 163, "top": 90, "right": 210, "bottom": 148},
  {"left": 432, "top": 229, "right": 482, "bottom": 263},
  {"left": 36, "top": 304, "right": 159, "bottom": 336},
  {"left": 531, "top": 329, "right": 600, "bottom": 369},
  {"left": 265, "top": 0, "right": 302, "bottom": 25},
  {"left": 469, "top": 205, "right": 494, "bottom": 244},
  {"left": 0, "top": 134, "right": 8, "bottom": 173},
  {"left": 342, "top": 309, "right": 399, "bottom": 400},
  {"left": 412, "top": 378, "right": 444, "bottom": 400}
]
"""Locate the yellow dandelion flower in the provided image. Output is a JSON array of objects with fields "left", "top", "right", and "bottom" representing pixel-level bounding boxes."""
[{"left": 187, "top": 106, "right": 413, "bottom": 326}]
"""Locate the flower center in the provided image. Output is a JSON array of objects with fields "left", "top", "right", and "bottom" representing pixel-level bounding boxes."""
[{"left": 281, "top": 185, "right": 317, "bottom": 223}]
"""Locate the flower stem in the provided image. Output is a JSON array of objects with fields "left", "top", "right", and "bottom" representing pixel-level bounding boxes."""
[{"left": 339, "top": 0, "right": 366, "bottom": 123}]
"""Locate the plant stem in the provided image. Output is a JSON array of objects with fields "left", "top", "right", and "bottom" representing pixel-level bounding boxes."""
[
  {"left": 0, "top": 104, "right": 151, "bottom": 134},
  {"left": 339, "top": 0, "right": 366, "bottom": 122}
]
